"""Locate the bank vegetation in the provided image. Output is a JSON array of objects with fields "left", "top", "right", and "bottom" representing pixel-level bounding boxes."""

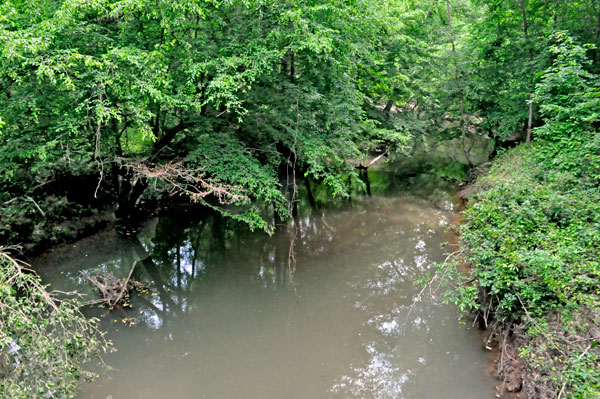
[{"left": 1, "top": 0, "right": 600, "bottom": 398}]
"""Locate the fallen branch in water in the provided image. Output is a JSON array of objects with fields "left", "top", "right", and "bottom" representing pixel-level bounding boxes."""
[{"left": 81, "top": 261, "right": 144, "bottom": 308}]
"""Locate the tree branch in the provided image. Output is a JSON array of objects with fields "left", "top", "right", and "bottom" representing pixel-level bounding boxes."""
[{"left": 152, "top": 121, "right": 193, "bottom": 155}]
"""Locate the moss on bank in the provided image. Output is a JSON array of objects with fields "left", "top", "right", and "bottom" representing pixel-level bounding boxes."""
[{"left": 443, "top": 142, "right": 600, "bottom": 398}]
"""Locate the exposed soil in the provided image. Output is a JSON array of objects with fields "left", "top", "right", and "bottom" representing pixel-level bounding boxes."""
[{"left": 496, "top": 325, "right": 528, "bottom": 398}]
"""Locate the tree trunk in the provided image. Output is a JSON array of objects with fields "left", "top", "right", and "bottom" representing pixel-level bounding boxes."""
[
  {"left": 304, "top": 175, "right": 316, "bottom": 208},
  {"left": 520, "top": 0, "right": 535, "bottom": 143},
  {"left": 594, "top": 6, "right": 600, "bottom": 66},
  {"left": 114, "top": 166, "right": 148, "bottom": 227},
  {"left": 446, "top": 0, "right": 462, "bottom": 115},
  {"left": 383, "top": 99, "right": 394, "bottom": 120},
  {"left": 446, "top": 0, "right": 473, "bottom": 166},
  {"left": 114, "top": 119, "right": 191, "bottom": 228},
  {"left": 357, "top": 165, "right": 371, "bottom": 196}
]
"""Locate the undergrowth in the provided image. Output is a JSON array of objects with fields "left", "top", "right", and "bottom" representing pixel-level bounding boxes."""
[
  {"left": 437, "top": 33, "right": 600, "bottom": 398},
  {"left": 440, "top": 142, "right": 600, "bottom": 398}
]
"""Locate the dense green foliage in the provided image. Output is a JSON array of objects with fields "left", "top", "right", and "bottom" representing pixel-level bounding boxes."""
[
  {"left": 443, "top": 35, "right": 600, "bottom": 397},
  {"left": 2, "top": 0, "right": 600, "bottom": 397},
  {"left": 0, "top": 0, "right": 419, "bottom": 250},
  {"left": 4, "top": 0, "right": 596, "bottom": 250},
  {"left": 0, "top": 250, "right": 110, "bottom": 399}
]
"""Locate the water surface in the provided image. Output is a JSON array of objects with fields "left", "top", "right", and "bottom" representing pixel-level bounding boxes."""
[{"left": 35, "top": 174, "right": 497, "bottom": 399}]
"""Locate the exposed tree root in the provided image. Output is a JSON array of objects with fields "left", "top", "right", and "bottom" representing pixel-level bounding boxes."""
[{"left": 487, "top": 307, "right": 600, "bottom": 399}]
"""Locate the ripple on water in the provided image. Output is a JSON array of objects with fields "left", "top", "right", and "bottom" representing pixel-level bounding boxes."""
[{"left": 33, "top": 184, "right": 496, "bottom": 399}]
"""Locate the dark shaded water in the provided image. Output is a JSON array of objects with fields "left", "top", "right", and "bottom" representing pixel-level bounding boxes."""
[{"left": 35, "top": 174, "right": 497, "bottom": 399}]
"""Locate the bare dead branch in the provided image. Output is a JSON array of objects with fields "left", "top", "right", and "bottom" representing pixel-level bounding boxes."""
[{"left": 115, "top": 158, "right": 249, "bottom": 204}]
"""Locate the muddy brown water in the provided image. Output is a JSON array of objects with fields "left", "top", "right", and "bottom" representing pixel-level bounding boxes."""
[{"left": 35, "top": 174, "right": 498, "bottom": 399}]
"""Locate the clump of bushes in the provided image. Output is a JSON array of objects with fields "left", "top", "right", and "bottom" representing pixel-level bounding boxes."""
[
  {"left": 0, "top": 249, "right": 111, "bottom": 399},
  {"left": 449, "top": 144, "right": 600, "bottom": 397}
]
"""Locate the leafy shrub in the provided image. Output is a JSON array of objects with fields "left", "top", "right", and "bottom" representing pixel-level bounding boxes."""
[{"left": 0, "top": 249, "right": 110, "bottom": 399}]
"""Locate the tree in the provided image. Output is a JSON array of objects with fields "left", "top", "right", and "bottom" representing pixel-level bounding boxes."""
[
  {"left": 535, "top": 32, "right": 600, "bottom": 140},
  {"left": 0, "top": 0, "right": 411, "bottom": 247}
]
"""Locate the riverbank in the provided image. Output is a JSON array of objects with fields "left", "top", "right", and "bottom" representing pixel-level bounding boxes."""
[{"left": 451, "top": 142, "right": 600, "bottom": 398}]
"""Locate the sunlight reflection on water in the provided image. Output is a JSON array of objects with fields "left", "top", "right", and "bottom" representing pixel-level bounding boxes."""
[{"left": 34, "top": 175, "right": 497, "bottom": 399}]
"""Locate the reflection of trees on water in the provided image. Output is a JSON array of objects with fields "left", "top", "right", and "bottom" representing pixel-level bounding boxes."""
[
  {"left": 117, "top": 193, "right": 457, "bottom": 334},
  {"left": 33, "top": 175, "right": 497, "bottom": 399},
  {"left": 136, "top": 200, "right": 454, "bottom": 398},
  {"left": 40, "top": 188, "right": 457, "bottom": 346},
  {"left": 126, "top": 210, "right": 305, "bottom": 330}
]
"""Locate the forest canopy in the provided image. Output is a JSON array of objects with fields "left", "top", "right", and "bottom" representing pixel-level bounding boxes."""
[
  {"left": 2, "top": 0, "right": 598, "bottom": 250},
  {"left": 1, "top": 0, "right": 600, "bottom": 397},
  {"left": 0, "top": 0, "right": 420, "bottom": 247}
]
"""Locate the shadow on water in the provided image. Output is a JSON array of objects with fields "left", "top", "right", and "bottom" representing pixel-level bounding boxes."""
[{"left": 34, "top": 172, "right": 497, "bottom": 399}]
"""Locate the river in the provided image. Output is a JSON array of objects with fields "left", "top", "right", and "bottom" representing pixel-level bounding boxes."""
[{"left": 34, "top": 173, "right": 497, "bottom": 399}]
